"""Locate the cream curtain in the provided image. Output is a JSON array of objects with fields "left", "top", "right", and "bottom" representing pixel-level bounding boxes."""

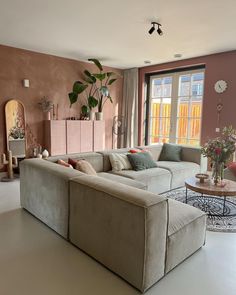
[{"left": 121, "top": 68, "right": 139, "bottom": 147}]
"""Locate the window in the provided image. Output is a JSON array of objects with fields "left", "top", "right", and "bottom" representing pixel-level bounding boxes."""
[{"left": 147, "top": 68, "right": 205, "bottom": 146}]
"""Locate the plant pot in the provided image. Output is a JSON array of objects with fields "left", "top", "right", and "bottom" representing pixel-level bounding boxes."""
[
  {"left": 95, "top": 112, "right": 103, "bottom": 121},
  {"left": 89, "top": 111, "right": 95, "bottom": 121}
]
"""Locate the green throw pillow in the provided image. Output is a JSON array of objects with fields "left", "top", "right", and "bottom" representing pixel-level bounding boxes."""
[
  {"left": 159, "top": 143, "right": 182, "bottom": 162},
  {"left": 127, "top": 152, "right": 157, "bottom": 171}
]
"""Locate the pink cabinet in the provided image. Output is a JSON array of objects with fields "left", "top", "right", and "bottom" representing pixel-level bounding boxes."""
[
  {"left": 80, "top": 121, "right": 93, "bottom": 152},
  {"left": 44, "top": 120, "right": 105, "bottom": 156},
  {"left": 66, "top": 121, "right": 81, "bottom": 154},
  {"left": 44, "top": 120, "right": 66, "bottom": 156},
  {"left": 93, "top": 121, "right": 105, "bottom": 151}
]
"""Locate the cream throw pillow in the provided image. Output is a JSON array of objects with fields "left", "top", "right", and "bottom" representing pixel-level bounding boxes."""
[
  {"left": 109, "top": 153, "right": 132, "bottom": 172},
  {"left": 75, "top": 160, "right": 97, "bottom": 176}
]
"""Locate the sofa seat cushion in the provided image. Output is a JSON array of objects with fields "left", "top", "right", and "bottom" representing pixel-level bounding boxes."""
[
  {"left": 166, "top": 199, "right": 206, "bottom": 273},
  {"left": 97, "top": 172, "right": 147, "bottom": 190},
  {"left": 111, "top": 168, "right": 171, "bottom": 194},
  {"left": 156, "top": 161, "right": 200, "bottom": 189}
]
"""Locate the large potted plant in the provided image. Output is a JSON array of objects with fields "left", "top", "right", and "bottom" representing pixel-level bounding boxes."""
[{"left": 69, "top": 58, "right": 117, "bottom": 120}]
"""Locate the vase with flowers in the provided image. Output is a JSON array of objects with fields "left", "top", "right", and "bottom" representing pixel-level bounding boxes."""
[{"left": 201, "top": 126, "right": 236, "bottom": 185}]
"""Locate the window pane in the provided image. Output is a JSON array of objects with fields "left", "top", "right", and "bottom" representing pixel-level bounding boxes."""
[
  {"left": 179, "top": 75, "right": 190, "bottom": 96},
  {"left": 191, "top": 73, "right": 204, "bottom": 96},
  {"left": 150, "top": 117, "right": 160, "bottom": 137},
  {"left": 151, "top": 99, "right": 161, "bottom": 117},
  {"left": 178, "top": 97, "right": 189, "bottom": 117},
  {"left": 191, "top": 100, "right": 202, "bottom": 118},
  {"left": 151, "top": 136, "right": 160, "bottom": 144},
  {"left": 177, "top": 138, "right": 187, "bottom": 145},
  {"left": 188, "top": 139, "right": 200, "bottom": 146},
  {"left": 189, "top": 119, "right": 201, "bottom": 139},
  {"left": 161, "top": 118, "right": 171, "bottom": 138},
  {"left": 177, "top": 118, "right": 188, "bottom": 138},
  {"left": 162, "top": 98, "right": 171, "bottom": 117},
  {"left": 162, "top": 77, "right": 172, "bottom": 97},
  {"left": 152, "top": 79, "right": 162, "bottom": 97},
  {"left": 162, "top": 137, "right": 169, "bottom": 143}
]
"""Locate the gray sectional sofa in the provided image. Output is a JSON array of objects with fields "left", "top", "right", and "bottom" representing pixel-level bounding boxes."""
[{"left": 20, "top": 144, "right": 207, "bottom": 292}]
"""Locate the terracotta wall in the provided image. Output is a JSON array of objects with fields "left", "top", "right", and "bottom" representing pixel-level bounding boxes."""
[
  {"left": 0, "top": 45, "right": 123, "bottom": 169},
  {"left": 138, "top": 50, "right": 236, "bottom": 145}
]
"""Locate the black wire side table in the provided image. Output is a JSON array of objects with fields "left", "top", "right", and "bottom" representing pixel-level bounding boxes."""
[{"left": 185, "top": 177, "right": 236, "bottom": 217}]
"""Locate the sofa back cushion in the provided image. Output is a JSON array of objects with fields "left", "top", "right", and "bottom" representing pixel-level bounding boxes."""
[
  {"left": 109, "top": 153, "right": 132, "bottom": 171},
  {"left": 127, "top": 152, "right": 158, "bottom": 171},
  {"left": 137, "top": 144, "right": 163, "bottom": 161},
  {"left": 97, "top": 148, "right": 131, "bottom": 171},
  {"left": 75, "top": 160, "right": 97, "bottom": 176},
  {"left": 159, "top": 143, "right": 182, "bottom": 162},
  {"left": 46, "top": 152, "right": 104, "bottom": 172}
]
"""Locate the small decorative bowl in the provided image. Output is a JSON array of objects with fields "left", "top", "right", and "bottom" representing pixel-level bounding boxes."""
[{"left": 195, "top": 173, "right": 209, "bottom": 183}]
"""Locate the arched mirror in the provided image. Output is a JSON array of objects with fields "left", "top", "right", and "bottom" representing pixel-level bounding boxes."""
[{"left": 5, "top": 99, "right": 26, "bottom": 158}]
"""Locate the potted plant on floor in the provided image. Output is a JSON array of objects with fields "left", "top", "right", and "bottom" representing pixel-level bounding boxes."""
[{"left": 69, "top": 58, "right": 117, "bottom": 120}]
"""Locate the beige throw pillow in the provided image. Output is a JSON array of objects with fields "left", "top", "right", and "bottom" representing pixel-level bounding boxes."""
[
  {"left": 109, "top": 153, "right": 132, "bottom": 172},
  {"left": 76, "top": 160, "right": 97, "bottom": 176}
]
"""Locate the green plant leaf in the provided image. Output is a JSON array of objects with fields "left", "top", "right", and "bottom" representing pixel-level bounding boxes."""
[
  {"left": 84, "top": 70, "right": 96, "bottom": 84},
  {"left": 108, "top": 95, "right": 113, "bottom": 103},
  {"left": 73, "top": 81, "right": 88, "bottom": 94},
  {"left": 93, "top": 73, "right": 106, "bottom": 81},
  {"left": 108, "top": 78, "right": 117, "bottom": 85},
  {"left": 88, "top": 58, "right": 103, "bottom": 71},
  {"left": 81, "top": 105, "right": 89, "bottom": 115},
  {"left": 100, "top": 86, "right": 109, "bottom": 97},
  {"left": 69, "top": 92, "right": 78, "bottom": 106},
  {"left": 106, "top": 72, "right": 115, "bottom": 78},
  {"left": 84, "top": 70, "right": 92, "bottom": 77},
  {"left": 88, "top": 96, "right": 98, "bottom": 109}
]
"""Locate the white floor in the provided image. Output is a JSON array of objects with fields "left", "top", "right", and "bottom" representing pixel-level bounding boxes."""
[{"left": 0, "top": 180, "right": 236, "bottom": 295}]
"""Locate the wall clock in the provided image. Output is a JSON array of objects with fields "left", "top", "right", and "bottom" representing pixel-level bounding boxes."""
[{"left": 214, "top": 80, "right": 227, "bottom": 93}]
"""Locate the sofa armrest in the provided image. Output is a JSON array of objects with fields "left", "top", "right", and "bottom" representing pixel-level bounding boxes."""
[
  {"left": 20, "top": 158, "right": 83, "bottom": 238},
  {"left": 69, "top": 175, "right": 168, "bottom": 292},
  {"left": 181, "top": 146, "right": 207, "bottom": 172}
]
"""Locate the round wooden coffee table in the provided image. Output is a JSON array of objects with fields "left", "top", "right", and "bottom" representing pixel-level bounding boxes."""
[{"left": 185, "top": 177, "right": 236, "bottom": 217}]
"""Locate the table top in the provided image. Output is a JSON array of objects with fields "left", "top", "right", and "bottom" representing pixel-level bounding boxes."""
[{"left": 185, "top": 177, "right": 236, "bottom": 197}]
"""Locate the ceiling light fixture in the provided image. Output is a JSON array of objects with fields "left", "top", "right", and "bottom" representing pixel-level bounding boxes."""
[{"left": 148, "top": 22, "right": 163, "bottom": 36}]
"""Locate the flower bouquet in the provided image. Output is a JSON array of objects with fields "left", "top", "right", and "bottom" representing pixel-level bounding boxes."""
[{"left": 201, "top": 126, "right": 236, "bottom": 185}]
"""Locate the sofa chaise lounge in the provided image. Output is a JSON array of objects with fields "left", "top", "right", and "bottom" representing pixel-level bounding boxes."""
[{"left": 20, "top": 144, "right": 207, "bottom": 292}]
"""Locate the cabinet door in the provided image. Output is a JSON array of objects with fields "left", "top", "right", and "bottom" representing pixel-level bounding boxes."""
[
  {"left": 66, "top": 121, "right": 81, "bottom": 154},
  {"left": 48, "top": 120, "right": 66, "bottom": 156},
  {"left": 93, "top": 121, "right": 105, "bottom": 151},
  {"left": 80, "top": 121, "right": 93, "bottom": 152}
]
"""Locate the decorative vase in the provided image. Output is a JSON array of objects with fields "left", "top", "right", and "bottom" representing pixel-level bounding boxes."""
[
  {"left": 42, "top": 149, "right": 49, "bottom": 159},
  {"left": 89, "top": 111, "right": 95, "bottom": 121},
  {"left": 95, "top": 112, "right": 103, "bottom": 121},
  {"left": 44, "top": 111, "right": 51, "bottom": 120},
  {"left": 212, "top": 161, "right": 224, "bottom": 185}
]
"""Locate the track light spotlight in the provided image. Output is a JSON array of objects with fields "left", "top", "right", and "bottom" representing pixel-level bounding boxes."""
[
  {"left": 148, "top": 25, "right": 155, "bottom": 35},
  {"left": 157, "top": 25, "right": 163, "bottom": 36},
  {"left": 148, "top": 22, "right": 163, "bottom": 36}
]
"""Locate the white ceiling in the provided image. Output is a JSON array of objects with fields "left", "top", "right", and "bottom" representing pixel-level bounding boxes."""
[{"left": 0, "top": 0, "right": 236, "bottom": 69}]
